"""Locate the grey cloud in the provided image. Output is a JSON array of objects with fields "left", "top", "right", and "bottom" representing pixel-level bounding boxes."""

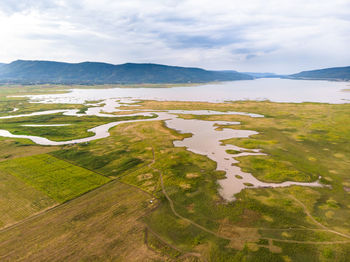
[
  {"left": 246, "top": 54, "right": 257, "bottom": 60},
  {"left": 0, "top": 0, "right": 350, "bottom": 73},
  {"left": 159, "top": 33, "right": 242, "bottom": 49}
]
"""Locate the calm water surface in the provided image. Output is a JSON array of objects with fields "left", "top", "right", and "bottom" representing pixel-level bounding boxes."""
[{"left": 26, "top": 78, "right": 350, "bottom": 104}]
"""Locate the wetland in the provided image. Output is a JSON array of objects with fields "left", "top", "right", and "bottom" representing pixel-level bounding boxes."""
[{"left": 1, "top": 80, "right": 350, "bottom": 261}]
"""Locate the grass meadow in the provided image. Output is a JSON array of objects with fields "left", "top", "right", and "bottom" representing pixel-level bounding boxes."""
[{"left": 0, "top": 154, "right": 110, "bottom": 203}]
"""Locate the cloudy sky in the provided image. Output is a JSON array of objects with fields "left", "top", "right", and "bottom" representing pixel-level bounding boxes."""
[{"left": 0, "top": 0, "right": 349, "bottom": 73}]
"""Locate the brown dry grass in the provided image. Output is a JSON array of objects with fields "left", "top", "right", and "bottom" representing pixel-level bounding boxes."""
[
  {"left": 0, "top": 181, "right": 165, "bottom": 262},
  {"left": 186, "top": 173, "right": 200, "bottom": 179}
]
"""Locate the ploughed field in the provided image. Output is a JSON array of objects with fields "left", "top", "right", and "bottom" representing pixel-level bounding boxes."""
[{"left": 0, "top": 85, "right": 350, "bottom": 261}]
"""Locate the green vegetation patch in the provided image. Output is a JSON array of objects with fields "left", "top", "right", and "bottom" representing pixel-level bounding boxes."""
[
  {"left": 52, "top": 144, "right": 145, "bottom": 178},
  {"left": 226, "top": 149, "right": 241, "bottom": 154},
  {"left": 0, "top": 113, "right": 155, "bottom": 141},
  {"left": 238, "top": 156, "right": 312, "bottom": 182},
  {"left": 146, "top": 229, "right": 182, "bottom": 258},
  {"left": 0, "top": 154, "right": 110, "bottom": 202}
]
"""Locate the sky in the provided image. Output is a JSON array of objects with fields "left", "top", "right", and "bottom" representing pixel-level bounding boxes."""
[{"left": 0, "top": 0, "right": 350, "bottom": 74}]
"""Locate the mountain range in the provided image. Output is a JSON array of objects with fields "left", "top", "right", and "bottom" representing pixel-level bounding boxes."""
[
  {"left": 0, "top": 60, "right": 349, "bottom": 84},
  {"left": 0, "top": 60, "right": 253, "bottom": 84}
]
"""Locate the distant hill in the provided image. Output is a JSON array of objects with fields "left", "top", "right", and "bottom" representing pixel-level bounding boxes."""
[
  {"left": 0, "top": 60, "right": 254, "bottom": 84},
  {"left": 290, "top": 66, "right": 350, "bottom": 81},
  {"left": 243, "top": 72, "right": 280, "bottom": 78}
]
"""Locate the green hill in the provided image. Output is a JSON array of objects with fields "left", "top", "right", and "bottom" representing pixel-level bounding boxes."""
[{"left": 290, "top": 66, "right": 350, "bottom": 80}]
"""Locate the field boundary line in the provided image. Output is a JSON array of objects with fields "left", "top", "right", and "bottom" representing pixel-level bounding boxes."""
[{"left": 0, "top": 179, "right": 116, "bottom": 234}]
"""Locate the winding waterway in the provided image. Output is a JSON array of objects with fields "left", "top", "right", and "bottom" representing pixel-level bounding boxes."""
[{"left": 0, "top": 89, "right": 325, "bottom": 200}]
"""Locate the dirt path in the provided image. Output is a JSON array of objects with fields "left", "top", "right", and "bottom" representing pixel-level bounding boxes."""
[
  {"left": 265, "top": 238, "right": 350, "bottom": 245},
  {"left": 158, "top": 165, "right": 350, "bottom": 246},
  {"left": 159, "top": 171, "right": 233, "bottom": 241},
  {"left": 131, "top": 144, "right": 206, "bottom": 261},
  {"left": 289, "top": 195, "right": 350, "bottom": 240}
]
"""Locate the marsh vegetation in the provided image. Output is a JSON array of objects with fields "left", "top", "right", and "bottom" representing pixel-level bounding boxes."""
[{"left": 0, "top": 86, "right": 350, "bottom": 261}]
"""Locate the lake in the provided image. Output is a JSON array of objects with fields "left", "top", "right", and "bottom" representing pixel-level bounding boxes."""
[{"left": 26, "top": 78, "right": 350, "bottom": 104}]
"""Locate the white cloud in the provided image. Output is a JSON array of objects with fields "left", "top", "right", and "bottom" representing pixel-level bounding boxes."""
[{"left": 0, "top": 0, "right": 350, "bottom": 73}]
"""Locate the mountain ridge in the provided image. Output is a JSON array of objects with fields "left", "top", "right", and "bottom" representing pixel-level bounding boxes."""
[{"left": 0, "top": 60, "right": 253, "bottom": 84}]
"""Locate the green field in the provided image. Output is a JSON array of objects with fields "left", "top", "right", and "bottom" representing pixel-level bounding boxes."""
[{"left": 0, "top": 154, "right": 110, "bottom": 203}]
